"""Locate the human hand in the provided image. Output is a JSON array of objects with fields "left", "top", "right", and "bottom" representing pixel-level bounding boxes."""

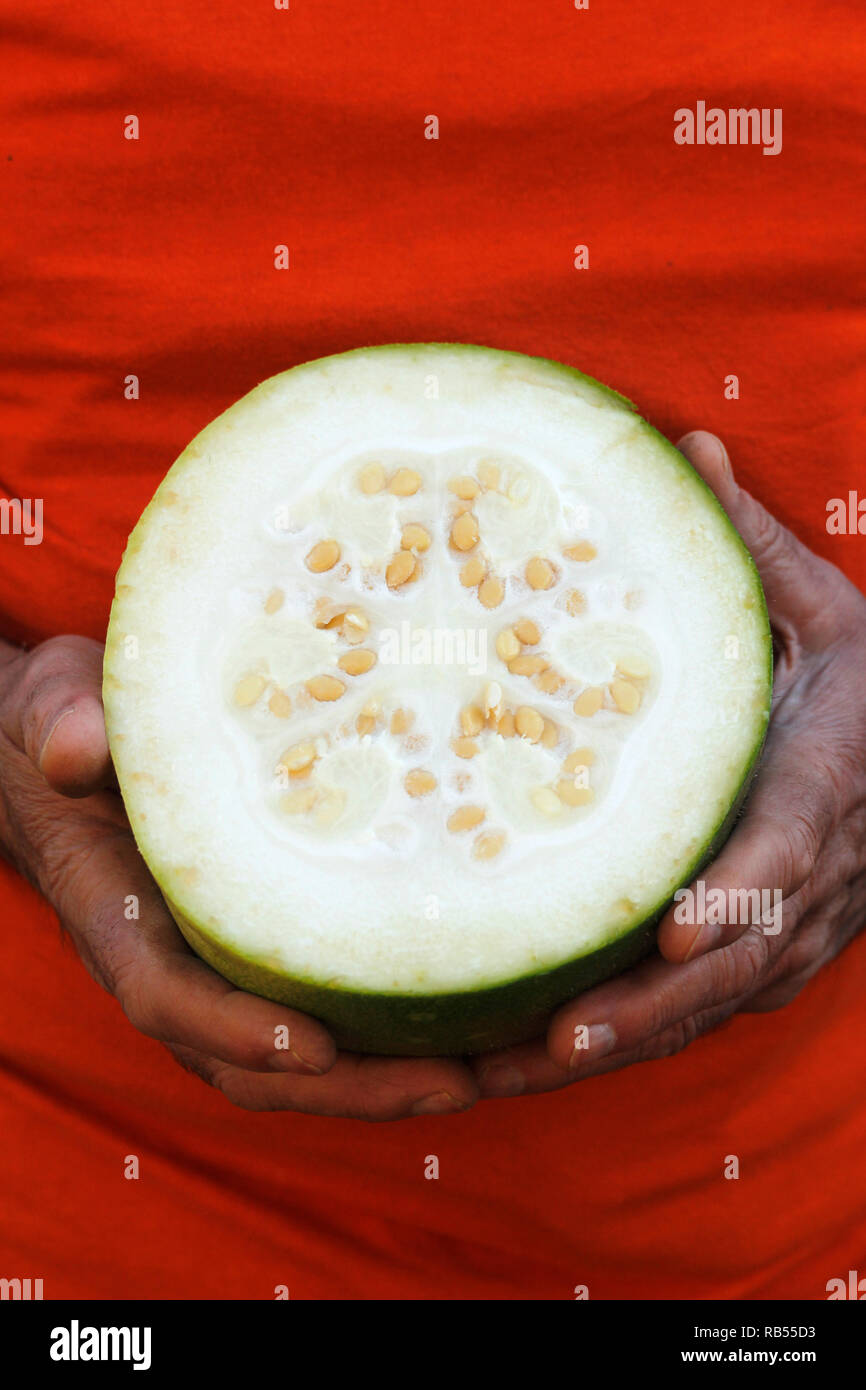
[
  {"left": 473, "top": 430, "right": 866, "bottom": 1098},
  {"left": 0, "top": 635, "right": 478, "bottom": 1119}
]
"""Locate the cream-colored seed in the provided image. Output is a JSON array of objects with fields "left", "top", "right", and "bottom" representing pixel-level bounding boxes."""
[
  {"left": 451, "top": 511, "right": 479, "bottom": 552},
  {"left": 610, "top": 678, "right": 641, "bottom": 714},
  {"left": 564, "top": 747, "right": 595, "bottom": 772},
  {"left": 233, "top": 674, "right": 267, "bottom": 707},
  {"left": 556, "top": 779, "right": 595, "bottom": 808},
  {"left": 390, "top": 707, "right": 414, "bottom": 735},
  {"left": 280, "top": 785, "right": 317, "bottom": 815},
  {"left": 497, "top": 710, "right": 516, "bottom": 738},
  {"left": 574, "top": 686, "right": 604, "bottom": 718},
  {"left": 536, "top": 669, "right": 564, "bottom": 695},
  {"left": 513, "top": 617, "right": 540, "bottom": 646},
  {"left": 279, "top": 742, "right": 317, "bottom": 773},
  {"left": 531, "top": 787, "right": 562, "bottom": 817},
  {"left": 472, "top": 829, "right": 506, "bottom": 860},
  {"left": 268, "top": 690, "right": 292, "bottom": 718},
  {"left": 564, "top": 588, "right": 587, "bottom": 616},
  {"left": 342, "top": 609, "right": 369, "bottom": 644},
  {"left": 449, "top": 475, "right": 479, "bottom": 500},
  {"left": 405, "top": 768, "right": 437, "bottom": 797},
  {"left": 359, "top": 462, "right": 386, "bottom": 494},
  {"left": 306, "top": 674, "right": 346, "bottom": 702},
  {"left": 401, "top": 523, "right": 431, "bottom": 552},
  {"left": 306, "top": 539, "right": 341, "bottom": 573},
  {"left": 356, "top": 713, "right": 377, "bottom": 736},
  {"left": 477, "top": 461, "right": 500, "bottom": 491},
  {"left": 338, "top": 648, "right": 377, "bottom": 675},
  {"left": 563, "top": 540, "right": 597, "bottom": 562},
  {"left": 495, "top": 628, "right": 521, "bottom": 662},
  {"left": 386, "top": 550, "right": 416, "bottom": 588},
  {"left": 541, "top": 718, "right": 559, "bottom": 749},
  {"left": 452, "top": 737, "right": 479, "bottom": 759},
  {"left": 508, "top": 654, "right": 549, "bottom": 677},
  {"left": 515, "top": 705, "right": 544, "bottom": 742},
  {"left": 264, "top": 587, "right": 284, "bottom": 614},
  {"left": 447, "top": 805, "right": 486, "bottom": 833},
  {"left": 526, "top": 556, "right": 555, "bottom": 590},
  {"left": 478, "top": 575, "right": 504, "bottom": 609},
  {"left": 460, "top": 704, "right": 485, "bottom": 737},
  {"left": 389, "top": 467, "right": 422, "bottom": 496},
  {"left": 459, "top": 556, "right": 486, "bottom": 587},
  {"left": 483, "top": 681, "right": 502, "bottom": 715},
  {"left": 314, "top": 788, "right": 347, "bottom": 827},
  {"left": 617, "top": 653, "right": 651, "bottom": 680}
]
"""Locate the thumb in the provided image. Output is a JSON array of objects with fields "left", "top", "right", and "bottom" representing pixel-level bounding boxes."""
[
  {"left": 0, "top": 636, "right": 112, "bottom": 796},
  {"left": 676, "top": 431, "right": 839, "bottom": 644}
]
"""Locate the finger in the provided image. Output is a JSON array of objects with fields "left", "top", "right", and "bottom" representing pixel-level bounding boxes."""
[
  {"left": 676, "top": 431, "right": 843, "bottom": 644},
  {"left": 54, "top": 823, "right": 339, "bottom": 1076},
  {"left": 545, "top": 931, "right": 771, "bottom": 1074},
  {"left": 166, "top": 1043, "right": 478, "bottom": 1120},
  {"left": 657, "top": 745, "right": 825, "bottom": 962},
  {"left": 0, "top": 635, "right": 112, "bottom": 795}
]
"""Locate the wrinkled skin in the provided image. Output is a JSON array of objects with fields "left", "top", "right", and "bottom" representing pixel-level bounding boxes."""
[{"left": 1, "top": 432, "right": 864, "bottom": 1118}]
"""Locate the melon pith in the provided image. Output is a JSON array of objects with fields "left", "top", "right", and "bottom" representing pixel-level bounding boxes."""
[{"left": 103, "top": 344, "right": 772, "bottom": 1055}]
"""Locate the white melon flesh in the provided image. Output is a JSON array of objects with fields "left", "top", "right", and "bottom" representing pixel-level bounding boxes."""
[{"left": 103, "top": 344, "right": 772, "bottom": 1055}]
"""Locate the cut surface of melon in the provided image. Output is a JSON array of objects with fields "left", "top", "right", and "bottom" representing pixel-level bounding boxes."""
[{"left": 103, "top": 344, "right": 771, "bottom": 1055}]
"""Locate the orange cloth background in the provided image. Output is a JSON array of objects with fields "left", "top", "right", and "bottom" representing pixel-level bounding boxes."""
[{"left": 2, "top": 2, "right": 865, "bottom": 1298}]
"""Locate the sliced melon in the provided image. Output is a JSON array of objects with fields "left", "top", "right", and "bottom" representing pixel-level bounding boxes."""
[{"left": 103, "top": 344, "right": 771, "bottom": 1056}]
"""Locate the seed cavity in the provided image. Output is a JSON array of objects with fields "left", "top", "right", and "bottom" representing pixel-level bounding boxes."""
[
  {"left": 306, "top": 674, "right": 346, "bottom": 702},
  {"left": 233, "top": 674, "right": 267, "bottom": 707},
  {"left": 405, "top": 768, "right": 437, "bottom": 797},
  {"left": 306, "top": 539, "right": 341, "bottom": 573},
  {"left": 574, "top": 686, "right": 604, "bottom": 718}
]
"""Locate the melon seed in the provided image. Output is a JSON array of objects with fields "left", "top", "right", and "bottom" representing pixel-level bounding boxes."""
[
  {"left": 536, "top": 669, "right": 564, "bottom": 694},
  {"left": 574, "top": 686, "right": 604, "bottom": 718},
  {"left": 495, "top": 628, "right": 521, "bottom": 662},
  {"left": 541, "top": 718, "right": 559, "bottom": 749},
  {"left": 513, "top": 617, "right": 540, "bottom": 645},
  {"left": 401, "top": 523, "right": 431, "bottom": 552},
  {"left": 451, "top": 511, "right": 479, "bottom": 552},
  {"left": 515, "top": 706, "right": 544, "bottom": 742},
  {"left": 556, "top": 780, "right": 595, "bottom": 808},
  {"left": 472, "top": 830, "right": 506, "bottom": 860},
  {"left": 459, "top": 556, "right": 486, "bottom": 587},
  {"left": 268, "top": 690, "right": 292, "bottom": 718},
  {"left": 508, "top": 654, "right": 549, "bottom": 677},
  {"left": 264, "top": 588, "right": 284, "bottom": 614},
  {"left": 449, "top": 476, "right": 479, "bottom": 500},
  {"left": 452, "top": 737, "right": 479, "bottom": 759},
  {"left": 338, "top": 648, "right": 377, "bottom": 675},
  {"left": 447, "top": 805, "right": 486, "bottom": 832},
  {"left": 460, "top": 704, "right": 485, "bottom": 737},
  {"left": 497, "top": 710, "right": 516, "bottom": 738},
  {"left": 531, "top": 787, "right": 562, "bottom": 816},
  {"left": 389, "top": 467, "right": 422, "bottom": 496},
  {"left": 405, "top": 768, "right": 437, "bottom": 797},
  {"left": 563, "top": 540, "right": 597, "bottom": 562},
  {"left": 359, "top": 463, "right": 386, "bottom": 494},
  {"left": 279, "top": 742, "right": 317, "bottom": 773},
  {"left": 306, "top": 675, "right": 346, "bottom": 702},
  {"left": 526, "top": 557, "right": 555, "bottom": 590},
  {"left": 386, "top": 550, "right": 416, "bottom": 588},
  {"left": 233, "top": 674, "right": 267, "bottom": 707},
  {"left": 617, "top": 653, "right": 651, "bottom": 680},
  {"left": 390, "top": 707, "right": 414, "bottom": 735},
  {"left": 478, "top": 575, "right": 504, "bottom": 609},
  {"left": 477, "top": 461, "right": 500, "bottom": 491},
  {"left": 564, "top": 747, "right": 595, "bottom": 772},
  {"left": 610, "top": 678, "right": 641, "bottom": 714},
  {"left": 306, "top": 539, "right": 341, "bottom": 573}
]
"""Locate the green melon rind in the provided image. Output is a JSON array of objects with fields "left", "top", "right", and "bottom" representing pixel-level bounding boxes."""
[{"left": 104, "top": 343, "right": 773, "bottom": 1057}]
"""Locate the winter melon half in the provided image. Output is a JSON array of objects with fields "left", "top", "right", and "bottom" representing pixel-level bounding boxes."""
[{"left": 103, "top": 344, "right": 771, "bottom": 1056}]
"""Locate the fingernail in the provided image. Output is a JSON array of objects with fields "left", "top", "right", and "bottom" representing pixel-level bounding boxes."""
[
  {"left": 714, "top": 437, "right": 733, "bottom": 479},
  {"left": 270, "top": 1048, "right": 327, "bottom": 1076},
  {"left": 477, "top": 1064, "right": 525, "bottom": 1098},
  {"left": 569, "top": 1023, "right": 617, "bottom": 1071},
  {"left": 38, "top": 706, "right": 76, "bottom": 770},
  {"left": 411, "top": 1090, "right": 466, "bottom": 1116}
]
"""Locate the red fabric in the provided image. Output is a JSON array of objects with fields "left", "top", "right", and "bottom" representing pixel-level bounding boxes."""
[{"left": 2, "top": 1, "right": 865, "bottom": 1298}]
